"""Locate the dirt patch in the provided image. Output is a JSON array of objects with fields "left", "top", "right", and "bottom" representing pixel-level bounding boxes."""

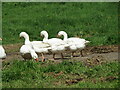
[
  {"left": 3, "top": 43, "right": 22, "bottom": 53},
  {"left": 2, "top": 44, "right": 118, "bottom": 63},
  {"left": 83, "top": 55, "right": 105, "bottom": 67},
  {"left": 82, "top": 45, "right": 118, "bottom": 55},
  {"left": 66, "top": 78, "right": 84, "bottom": 85},
  {"left": 100, "top": 76, "right": 118, "bottom": 82},
  {"left": 89, "top": 45, "right": 118, "bottom": 53}
]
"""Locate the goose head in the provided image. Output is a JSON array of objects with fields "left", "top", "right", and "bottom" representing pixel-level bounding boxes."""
[
  {"left": 0, "top": 38, "right": 2, "bottom": 41},
  {"left": 40, "top": 30, "right": 48, "bottom": 41},
  {"left": 58, "top": 31, "right": 68, "bottom": 40},
  {"left": 31, "top": 51, "right": 39, "bottom": 62},
  {"left": 19, "top": 32, "right": 30, "bottom": 44},
  {"left": 33, "top": 55, "right": 39, "bottom": 62},
  {"left": 20, "top": 32, "right": 29, "bottom": 39}
]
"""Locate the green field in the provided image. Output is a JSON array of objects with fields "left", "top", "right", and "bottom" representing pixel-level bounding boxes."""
[
  {"left": 2, "top": 2, "right": 119, "bottom": 88},
  {"left": 2, "top": 60, "right": 119, "bottom": 88},
  {"left": 2, "top": 2, "right": 118, "bottom": 45}
]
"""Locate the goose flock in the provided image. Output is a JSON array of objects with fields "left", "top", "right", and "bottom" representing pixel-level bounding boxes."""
[{"left": 0, "top": 31, "right": 90, "bottom": 62}]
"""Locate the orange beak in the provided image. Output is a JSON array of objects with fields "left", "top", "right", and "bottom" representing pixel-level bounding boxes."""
[
  {"left": 0, "top": 38, "right": 2, "bottom": 40},
  {"left": 56, "top": 35, "right": 60, "bottom": 38},
  {"left": 35, "top": 58, "right": 39, "bottom": 62},
  {"left": 40, "top": 34, "right": 43, "bottom": 37}
]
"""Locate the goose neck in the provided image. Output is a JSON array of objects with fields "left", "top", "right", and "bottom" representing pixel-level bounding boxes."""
[
  {"left": 24, "top": 34, "right": 30, "bottom": 44},
  {"left": 43, "top": 33, "right": 48, "bottom": 41},
  {"left": 63, "top": 32, "right": 68, "bottom": 41}
]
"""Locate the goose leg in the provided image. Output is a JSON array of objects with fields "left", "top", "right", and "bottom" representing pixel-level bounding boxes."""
[
  {"left": 61, "top": 53, "right": 64, "bottom": 59},
  {"left": 80, "top": 50, "right": 83, "bottom": 57},
  {"left": 24, "top": 59, "right": 26, "bottom": 61},
  {"left": 71, "top": 53, "right": 73, "bottom": 58},
  {"left": 41, "top": 53, "right": 45, "bottom": 62},
  {"left": 71, "top": 52, "right": 74, "bottom": 58},
  {"left": 53, "top": 53, "right": 55, "bottom": 60}
]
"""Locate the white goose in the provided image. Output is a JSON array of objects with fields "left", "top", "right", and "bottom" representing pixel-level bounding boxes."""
[
  {"left": 20, "top": 44, "right": 38, "bottom": 61},
  {"left": 19, "top": 32, "right": 51, "bottom": 62},
  {"left": 58, "top": 31, "right": 90, "bottom": 57},
  {"left": 0, "top": 38, "right": 6, "bottom": 59},
  {"left": 40, "top": 30, "right": 69, "bottom": 59}
]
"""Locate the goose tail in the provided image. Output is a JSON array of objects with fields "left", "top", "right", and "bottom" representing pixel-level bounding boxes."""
[{"left": 85, "top": 40, "right": 90, "bottom": 44}]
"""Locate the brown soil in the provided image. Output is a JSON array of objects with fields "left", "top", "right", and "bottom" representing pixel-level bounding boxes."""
[{"left": 2, "top": 44, "right": 119, "bottom": 63}]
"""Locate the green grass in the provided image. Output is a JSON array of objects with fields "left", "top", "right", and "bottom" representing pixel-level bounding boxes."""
[
  {"left": 2, "top": 60, "right": 119, "bottom": 88},
  {"left": 2, "top": 2, "right": 119, "bottom": 88},
  {"left": 2, "top": 2, "right": 118, "bottom": 45}
]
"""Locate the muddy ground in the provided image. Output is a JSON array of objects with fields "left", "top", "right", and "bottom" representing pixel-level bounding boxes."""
[{"left": 2, "top": 44, "right": 119, "bottom": 64}]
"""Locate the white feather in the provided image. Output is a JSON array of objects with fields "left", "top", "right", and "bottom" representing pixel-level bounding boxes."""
[
  {"left": 41, "top": 30, "right": 69, "bottom": 53},
  {"left": 58, "top": 31, "right": 90, "bottom": 54},
  {"left": 0, "top": 45, "right": 6, "bottom": 59},
  {"left": 20, "top": 44, "right": 38, "bottom": 60}
]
